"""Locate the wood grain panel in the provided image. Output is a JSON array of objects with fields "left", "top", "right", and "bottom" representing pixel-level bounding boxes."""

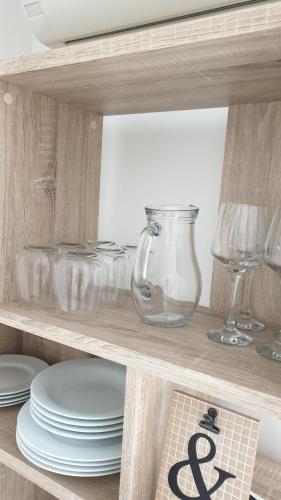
[
  {"left": 0, "top": 465, "right": 54, "bottom": 500},
  {"left": 0, "top": 301, "right": 280, "bottom": 418},
  {"left": 54, "top": 105, "right": 102, "bottom": 241},
  {"left": 0, "top": 81, "right": 102, "bottom": 301},
  {"left": 119, "top": 368, "right": 167, "bottom": 500},
  {"left": 252, "top": 454, "right": 281, "bottom": 500},
  {"left": 1, "top": 3, "right": 281, "bottom": 113},
  {"left": 0, "top": 82, "right": 103, "bottom": 497},
  {"left": 0, "top": 83, "right": 29, "bottom": 353},
  {"left": 0, "top": 82, "right": 57, "bottom": 301},
  {"left": 21, "top": 332, "right": 91, "bottom": 365},
  {"left": 210, "top": 102, "right": 281, "bottom": 326}
]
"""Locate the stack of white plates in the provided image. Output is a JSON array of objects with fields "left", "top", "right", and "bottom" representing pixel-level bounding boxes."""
[
  {"left": 17, "top": 358, "right": 126, "bottom": 476},
  {"left": 0, "top": 355, "right": 48, "bottom": 407}
]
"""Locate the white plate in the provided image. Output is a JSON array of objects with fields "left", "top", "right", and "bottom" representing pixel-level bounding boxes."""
[
  {"left": 31, "top": 358, "right": 125, "bottom": 419},
  {"left": 0, "top": 389, "right": 30, "bottom": 399},
  {"left": 0, "top": 355, "right": 48, "bottom": 395},
  {"left": 17, "top": 435, "right": 121, "bottom": 472},
  {"left": 0, "top": 391, "right": 30, "bottom": 402},
  {"left": 17, "top": 436, "right": 120, "bottom": 477},
  {"left": 31, "top": 402, "right": 123, "bottom": 432},
  {"left": 31, "top": 396, "right": 124, "bottom": 427},
  {"left": 0, "top": 395, "right": 29, "bottom": 407},
  {"left": 30, "top": 406, "right": 123, "bottom": 441},
  {"left": 17, "top": 432, "right": 121, "bottom": 467},
  {"left": 17, "top": 431, "right": 121, "bottom": 466},
  {"left": 17, "top": 402, "right": 122, "bottom": 462}
]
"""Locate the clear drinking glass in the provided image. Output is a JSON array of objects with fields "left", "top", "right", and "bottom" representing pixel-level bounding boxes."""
[
  {"left": 208, "top": 203, "right": 267, "bottom": 347},
  {"left": 132, "top": 204, "right": 201, "bottom": 327},
  {"left": 55, "top": 242, "right": 86, "bottom": 255},
  {"left": 16, "top": 245, "right": 58, "bottom": 309},
  {"left": 123, "top": 245, "right": 137, "bottom": 289},
  {"left": 95, "top": 246, "right": 128, "bottom": 307},
  {"left": 53, "top": 251, "right": 105, "bottom": 320},
  {"left": 87, "top": 240, "right": 116, "bottom": 250},
  {"left": 257, "top": 207, "right": 281, "bottom": 362},
  {"left": 236, "top": 268, "right": 264, "bottom": 332}
]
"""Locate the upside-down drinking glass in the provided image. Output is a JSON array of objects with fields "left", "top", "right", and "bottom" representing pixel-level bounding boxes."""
[
  {"left": 123, "top": 245, "right": 137, "bottom": 289},
  {"left": 95, "top": 246, "right": 128, "bottom": 307},
  {"left": 257, "top": 207, "right": 281, "bottom": 362},
  {"left": 53, "top": 251, "right": 106, "bottom": 320},
  {"left": 208, "top": 203, "right": 267, "bottom": 347},
  {"left": 16, "top": 245, "right": 58, "bottom": 309},
  {"left": 55, "top": 242, "right": 86, "bottom": 254},
  {"left": 87, "top": 240, "right": 116, "bottom": 250}
]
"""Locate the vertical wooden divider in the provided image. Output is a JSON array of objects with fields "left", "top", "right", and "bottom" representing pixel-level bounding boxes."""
[
  {"left": 119, "top": 368, "right": 169, "bottom": 500},
  {"left": 210, "top": 102, "right": 281, "bottom": 326},
  {"left": 0, "top": 81, "right": 103, "bottom": 497},
  {"left": 119, "top": 369, "right": 204, "bottom": 500}
]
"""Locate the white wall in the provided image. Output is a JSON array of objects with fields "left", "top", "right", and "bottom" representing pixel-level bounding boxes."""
[
  {"left": 99, "top": 109, "right": 228, "bottom": 306},
  {"left": 0, "top": 1, "right": 280, "bottom": 464}
]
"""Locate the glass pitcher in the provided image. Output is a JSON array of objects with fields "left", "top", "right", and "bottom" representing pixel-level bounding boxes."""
[{"left": 132, "top": 205, "right": 201, "bottom": 327}]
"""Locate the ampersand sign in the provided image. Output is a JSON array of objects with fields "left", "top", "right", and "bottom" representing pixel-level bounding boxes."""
[{"left": 168, "top": 433, "right": 236, "bottom": 500}]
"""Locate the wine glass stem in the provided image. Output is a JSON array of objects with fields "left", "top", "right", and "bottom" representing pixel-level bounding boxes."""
[
  {"left": 224, "top": 271, "right": 242, "bottom": 332},
  {"left": 239, "top": 268, "right": 254, "bottom": 319}
]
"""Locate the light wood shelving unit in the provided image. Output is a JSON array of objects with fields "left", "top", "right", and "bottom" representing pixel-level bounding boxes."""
[
  {"left": 0, "top": 1, "right": 280, "bottom": 499},
  {"left": 0, "top": 300, "right": 280, "bottom": 418}
]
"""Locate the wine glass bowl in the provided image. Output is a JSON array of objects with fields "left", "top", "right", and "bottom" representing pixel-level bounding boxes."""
[
  {"left": 257, "top": 207, "right": 281, "bottom": 362},
  {"left": 208, "top": 203, "right": 267, "bottom": 347}
]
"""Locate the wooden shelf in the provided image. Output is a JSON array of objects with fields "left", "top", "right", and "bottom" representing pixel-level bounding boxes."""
[
  {"left": 252, "top": 454, "right": 281, "bottom": 500},
  {"left": 0, "top": 300, "right": 280, "bottom": 419},
  {"left": 0, "top": 406, "right": 119, "bottom": 500},
  {"left": 1, "top": 2, "right": 281, "bottom": 114},
  {"left": 0, "top": 405, "right": 279, "bottom": 500}
]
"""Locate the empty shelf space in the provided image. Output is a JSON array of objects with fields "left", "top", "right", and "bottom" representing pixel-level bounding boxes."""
[{"left": 0, "top": 300, "right": 280, "bottom": 418}]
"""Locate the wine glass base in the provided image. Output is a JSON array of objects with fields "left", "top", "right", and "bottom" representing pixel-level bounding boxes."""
[
  {"left": 256, "top": 342, "right": 281, "bottom": 362},
  {"left": 143, "top": 312, "right": 190, "bottom": 328},
  {"left": 236, "top": 318, "right": 265, "bottom": 332},
  {"left": 208, "top": 328, "right": 253, "bottom": 347}
]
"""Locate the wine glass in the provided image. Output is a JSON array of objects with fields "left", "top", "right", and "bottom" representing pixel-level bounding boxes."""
[
  {"left": 236, "top": 268, "right": 265, "bottom": 332},
  {"left": 257, "top": 207, "right": 281, "bottom": 362},
  {"left": 208, "top": 203, "right": 267, "bottom": 347}
]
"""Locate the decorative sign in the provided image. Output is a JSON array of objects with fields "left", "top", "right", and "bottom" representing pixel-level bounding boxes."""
[{"left": 155, "top": 391, "right": 260, "bottom": 500}]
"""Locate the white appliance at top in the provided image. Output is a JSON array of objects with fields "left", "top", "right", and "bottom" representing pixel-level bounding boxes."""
[{"left": 21, "top": 0, "right": 256, "bottom": 48}]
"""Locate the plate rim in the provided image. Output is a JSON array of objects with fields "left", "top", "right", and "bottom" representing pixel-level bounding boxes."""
[
  {"left": 31, "top": 358, "right": 125, "bottom": 420},
  {"left": 17, "top": 434, "right": 121, "bottom": 472},
  {"left": 30, "top": 401, "right": 123, "bottom": 432},
  {"left": 31, "top": 395, "right": 124, "bottom": 425},
  {"left": 17, "top": 403, "right": 123, "bottom": 462},
  {"left": 0, "top": 355, "right": 48, "bottom": 395},
  {"left": 30, "top": 408, "right": 123, "bottom": 440}
]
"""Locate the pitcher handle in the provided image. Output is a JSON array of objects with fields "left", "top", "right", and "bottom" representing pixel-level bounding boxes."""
[{"left": 133, "top": 223, "right": 160, "bottom": 297}]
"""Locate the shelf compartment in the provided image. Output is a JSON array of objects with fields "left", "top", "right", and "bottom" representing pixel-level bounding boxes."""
[
  {"left": 0, "top": 406, "right": 119, "bottom": 500},
  {"left": 0, "top": 2, "right": 281, "bottom": 114},
  {"left": 0, "top": 405, "right": 279, "bottom": 500},
  {"left": 0, "top": 300, "right": 280, "bottom": 418}
]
